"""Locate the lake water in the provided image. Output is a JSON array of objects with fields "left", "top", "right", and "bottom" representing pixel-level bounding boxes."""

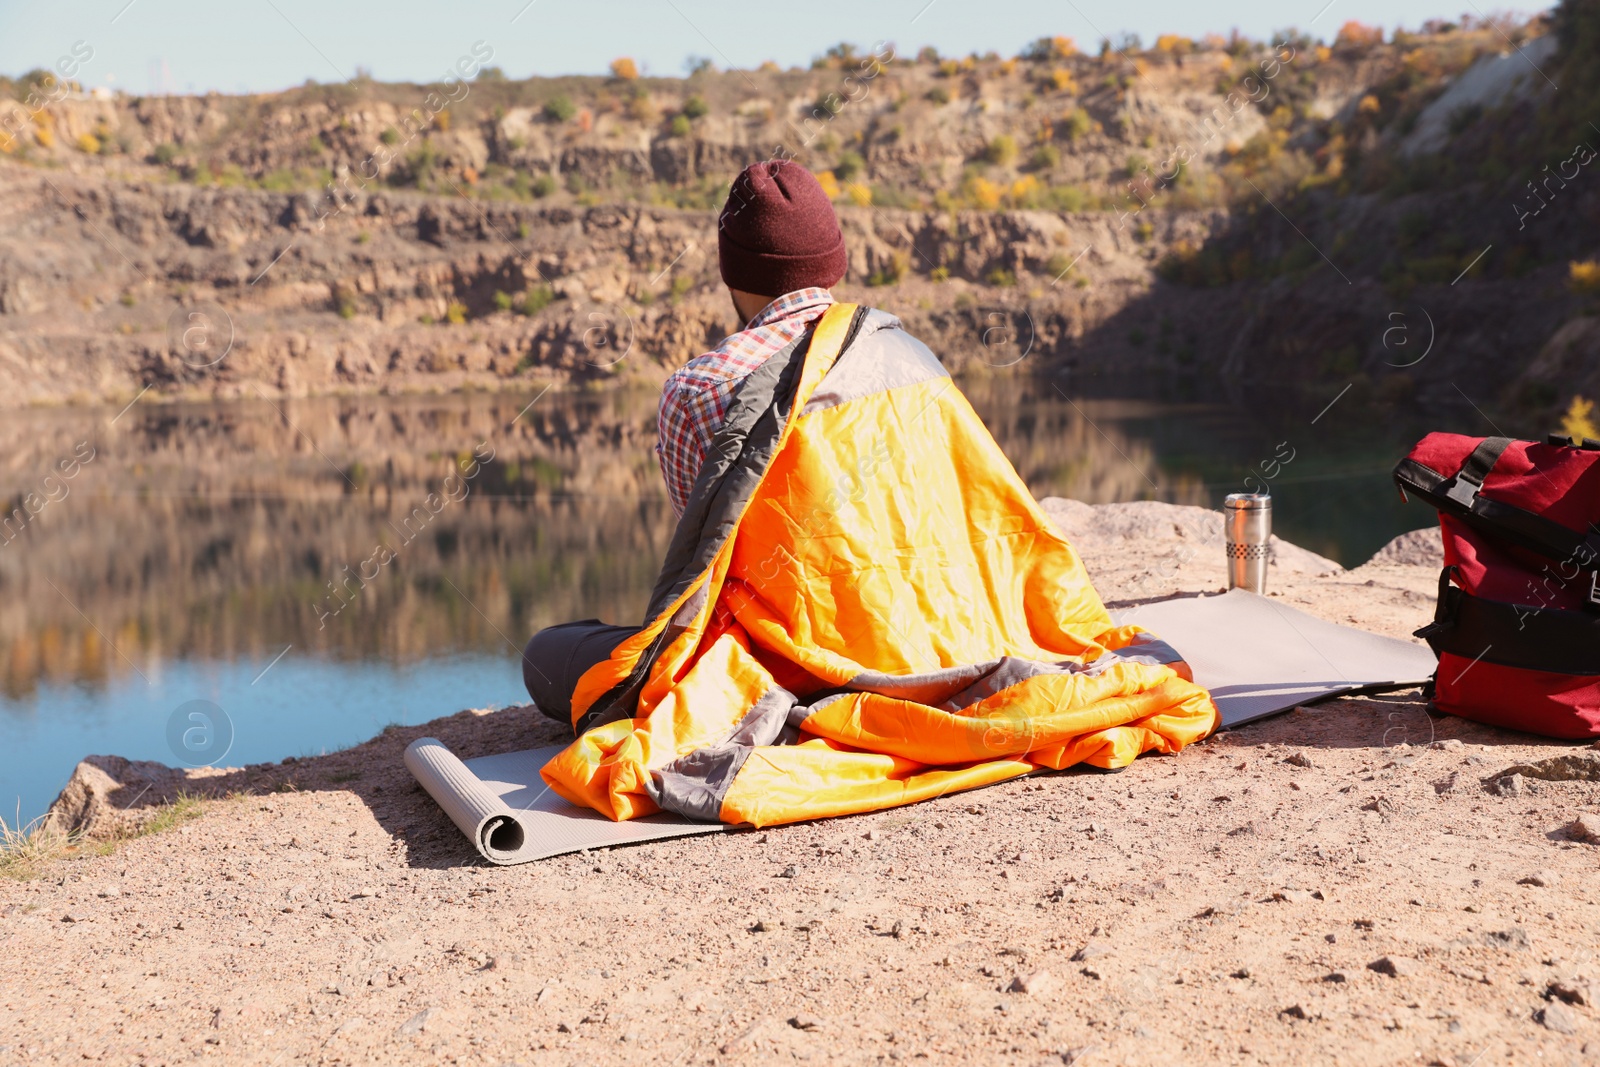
[{"left": 0, "top": 374, "right": 1469, "bottom": 825}]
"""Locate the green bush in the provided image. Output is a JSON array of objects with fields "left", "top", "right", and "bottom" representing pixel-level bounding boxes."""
[
  {"left": 1062, "top": 107, "right": 1093, "bottom": 141},
  {"left": 926, "top": 85, "right": 951, "bottom": 105},
  {"left": 392, "top": 141, "right": 438, "bottom": 188},
  {"left": 866, "top": 251, "right": 910, "bottom": 287},
  {"left": 670, "top": 114, "right": 692, "bottom": 137},
  {"left": 521, "top": 285, "right": 555, "bottom": 316},
  {"left": 152, "top": 142, "right": 179, "bottom": 165},
  {"left": 501, "top": 171, "right": 530, "bottom": 198},
  {"left": 836, "top": 150, "right": 865, "bottom": 180},
  {"left": 493, "top": 290, "right": 514, "bottom": 312},
  {"left": 1396, "top": 209, "right": 1432, "bottom": 249},
  {"left": 984, "top": 135, "right": 1019, "bottom": 166},
  {"left": 1028, "top": 144, "right": 1060, "bottom": 170},
  {"left": 682, "top": 94, "right": 709, "bottom": 119},
  {"left": 1404, "top": 254, "right": 1461, "bottom": 284},
  {"left": 543, "top": 95, "right": 577, "bottom": 122},
  {"left": 1045, "top": 252, "right": 1075, "bottom": 278},
  {"left": 870, "top": 183, "right": 920, "bottom": 209},
  {"left": 379, "top": 127, "right": 399, "bottom": 145},
  {"left": 532, "top": 174, "right": 557, "bottom": 198}
]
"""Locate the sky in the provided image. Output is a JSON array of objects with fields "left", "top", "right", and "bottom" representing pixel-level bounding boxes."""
[{"left": 1, "top": 0, "right": 1543, "bottom": 95}]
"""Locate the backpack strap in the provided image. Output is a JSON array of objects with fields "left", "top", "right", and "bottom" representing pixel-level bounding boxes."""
[
  {"left": 1394, "top": 439, "right": 1600, "bottom": 595},
  {"left": 1415, "top": 566, "right": 1600, "bottom": 675},
  {"left": 1442, "top": 436, "right": 1512, "bottom": 507}
]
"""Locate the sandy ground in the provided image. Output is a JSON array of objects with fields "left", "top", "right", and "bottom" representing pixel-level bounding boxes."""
[{"left": 4, "top": 501, "right": 1600, "bottom": 1067}]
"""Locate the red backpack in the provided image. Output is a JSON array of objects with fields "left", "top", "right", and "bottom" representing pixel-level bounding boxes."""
[{"left": 1393, "top": 432, "right": 1600, "bottom": 739}]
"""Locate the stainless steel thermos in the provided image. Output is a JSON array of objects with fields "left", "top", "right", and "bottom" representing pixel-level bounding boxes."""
[{"left": 1224, "top": 492, "right": 1271, "bottom": 594}]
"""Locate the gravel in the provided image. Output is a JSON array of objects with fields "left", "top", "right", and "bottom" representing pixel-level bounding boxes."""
[{"left": 5, "top": 503, "right": 1595, "bottom": 1065}]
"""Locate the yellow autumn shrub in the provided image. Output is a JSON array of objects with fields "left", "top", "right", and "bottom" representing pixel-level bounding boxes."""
[
  {"left": 1007, "top": 175, "right": 1040, "bottom": 206},
  {"left": 1562, "top": 396, "right": 1599, "bottom": 441},
  {"left": 1569, "top": 260, "right": 1600, "bottom": 294},
  {"left": 966, "top": 176, "right": 1002, "bottom": 209}
]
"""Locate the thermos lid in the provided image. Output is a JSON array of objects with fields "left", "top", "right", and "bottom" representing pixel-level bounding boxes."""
[{"left": 1223, "top": 492, "right": 1271, "bottom": 511}]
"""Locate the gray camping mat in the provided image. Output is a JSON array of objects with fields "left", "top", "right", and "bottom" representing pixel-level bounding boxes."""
[
  {"left": 403, "top": 740, "right": 727, "bottom": 865},
  {"left": 1110, "top": 587, "right": 1436, "bottom": 728},
  {"left": 409, "top": 588, "right": 1436, "bottom": 863}
]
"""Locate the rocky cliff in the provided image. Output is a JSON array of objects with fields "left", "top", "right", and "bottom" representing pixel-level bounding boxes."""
[
  {"left": 0, "top": 167, "right": 1213, "bottom": 406},
  {"left": 1, "top": 12, "right": 1596, "bottom": 424}
]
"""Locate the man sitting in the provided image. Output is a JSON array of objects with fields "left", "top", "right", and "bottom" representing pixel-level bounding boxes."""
[
  {"left": 522, "top": 160, "right": 1215, "bottom": 827},
  {"left": 520, "top": 160, "right": 848, "bottom": 722}
]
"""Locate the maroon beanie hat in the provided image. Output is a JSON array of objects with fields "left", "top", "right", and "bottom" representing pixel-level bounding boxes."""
[{"left": 718, "top": 160, "right": 847, "bottom": 296}]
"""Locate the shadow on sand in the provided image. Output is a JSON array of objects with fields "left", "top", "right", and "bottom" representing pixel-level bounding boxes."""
[{"left": 59, "top": 679, "right": 1587, "bottom": 874}]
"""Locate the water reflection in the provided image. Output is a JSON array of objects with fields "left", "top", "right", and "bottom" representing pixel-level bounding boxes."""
[
  {"left": 2, "top": 384, "right": 1228, "bottom": 702},
  {"left": 1, "top": 380, "right": 1445, "bottom": 820},
  {"left": 2, "top": 391, "right": 661, "bottom": 701}
]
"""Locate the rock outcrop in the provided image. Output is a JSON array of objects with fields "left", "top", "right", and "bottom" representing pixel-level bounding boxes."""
[
  {"left": 46, "top": 755, "right": 188, "bottom": 840},
  {"left": 0, "top": 165, "right": 1202, "bottom": 407},
  {"left": 1040, "top": 497, "right": 1344, "bottom": 575},
  {"left": 1367, "top": 526, "right": 1444, "bottom": 568}
]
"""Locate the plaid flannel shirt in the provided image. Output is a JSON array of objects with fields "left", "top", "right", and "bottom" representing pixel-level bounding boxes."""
[{"left": 656, "top": 288, "right": 835, "bottom": 516}]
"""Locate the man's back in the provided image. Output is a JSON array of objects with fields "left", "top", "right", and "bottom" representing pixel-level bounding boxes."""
[
  {"left": 656, "top": 288, "right": 834, "bottom": 515},
  {"left": 524, "top": 159, "right": 848, "bottom": 724}
]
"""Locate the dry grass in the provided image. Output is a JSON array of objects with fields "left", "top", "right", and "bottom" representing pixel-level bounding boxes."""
[
  {"left": 135, "top": 793, "right": 205, "bottom": 837},
  {"left": 0, "top": 793, "right": 207, "bottom": 880},
  {"left": 0, "top": 809, "right": 78, "bottom": 881}
]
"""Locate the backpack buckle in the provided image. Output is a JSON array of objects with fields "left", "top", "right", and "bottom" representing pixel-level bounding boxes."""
[
  {"left": 1590, "top": 570, "right": 1600, "bottom": 609},
  {"left": 1442, "top": 476, "right": 1480, "bottom": 507}
]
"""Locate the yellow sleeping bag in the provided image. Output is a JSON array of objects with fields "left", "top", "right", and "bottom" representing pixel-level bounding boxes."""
[{"left": 542, "top": 302, "right": 1218, "bottom": 826}]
